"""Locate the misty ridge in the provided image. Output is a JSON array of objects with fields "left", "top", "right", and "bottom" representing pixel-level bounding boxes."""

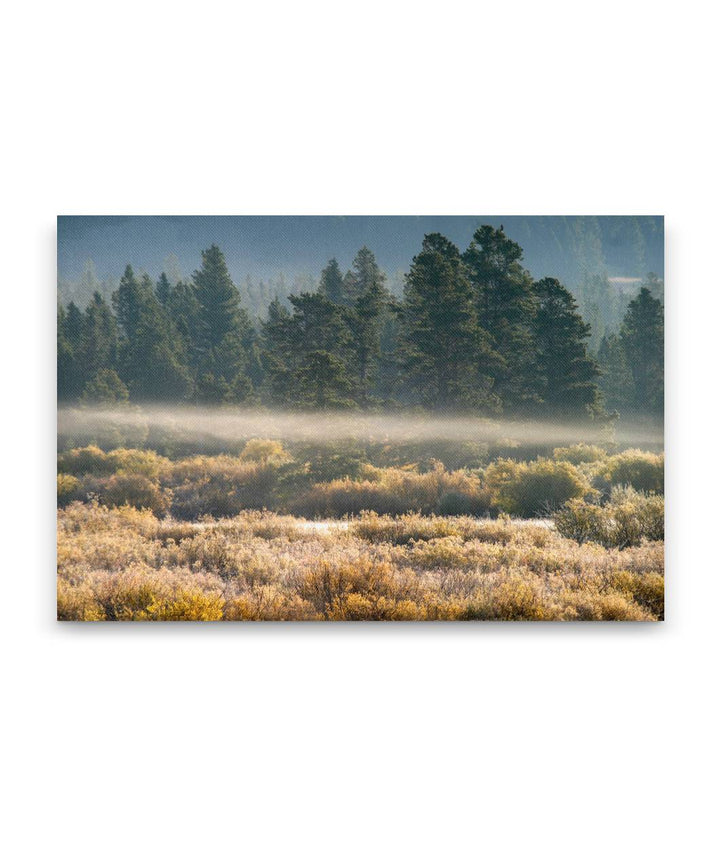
[{"left": 57, "top": 221, "right": 664, "bottom": 427}]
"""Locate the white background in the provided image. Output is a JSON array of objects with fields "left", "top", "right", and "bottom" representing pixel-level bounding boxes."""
[{"left": 2, "top": 1, "right": 718, "bottom": 854}]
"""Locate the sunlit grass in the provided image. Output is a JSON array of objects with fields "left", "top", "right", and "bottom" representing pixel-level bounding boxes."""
[{"left": 58, "top": 503, "right": 663, "bottom": 621}]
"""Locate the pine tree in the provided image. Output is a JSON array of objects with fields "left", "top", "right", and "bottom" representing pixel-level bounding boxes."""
[
  {"left": 620, "top": 287, "right": 664, "bottom": 415},
  {"left": 597, "top": 333, "right": 634, "bottom": 413},
  {"left": 463, "top": 225, "right": 537, "bottom": 408},
  {"left": 191, "top": 245, "right": 251, "bottom": 394},
  {"left": 81, "top": 369, "right": 129, "bottom": 404},
  {"left": 532, "top": 277, "right": 600, "bottom": 415},
  {"left": 402, "top": 233, "right": 488, "bottom": 410},
  {"left": 65, "top": 301, "right": 84, "bottom": 346},
  {"left": 294, "top": 351, "right": 354, "bottom": 409},
  {"left": 260, "top": 297, "right": 294, "bottom": 403},
  {"left": 166, "top": 280, "right": 200, "bottom": 363},
  {"left": 345, "top": 247, "right": 390, "bottom": 407},
  {"left": 374, "top": 296, "right": 403, "bottom": 405},
  {"left": 57, "top": 303, "right": 85, "bottom": 400},
  {"left": 81, "top": 292, "right": 119, "bottom": 387},
  {"left": 285, "top": 292, "right": 350, "bottom": 355},
  {"left": 287, "top": 292, "right": 354, "bottom": 408},
  {"left": 113, "top": 265, "right": 148, "bottom": 342},
  {"left": 317, "top": 258, "right": 346, "bottom": 304},
  {"left": 260, "top": 292, "right": 354, "bottom": 409},
  {"left": 113, "top": 271, "right": 192, "bottom": 401},
  {"left": 125, "top": 298, "right": 193, "bottom": 401},
  {"left": 156, "top": 272, "right": 172, "bottom": 305}
]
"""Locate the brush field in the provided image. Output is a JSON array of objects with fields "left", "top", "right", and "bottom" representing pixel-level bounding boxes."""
[{"left": 57, "top": 436, "right": 664, "bottom": 621}]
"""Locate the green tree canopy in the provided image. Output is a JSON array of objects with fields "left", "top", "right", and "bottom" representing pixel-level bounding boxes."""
[
  {"left": 402, "top": 233, "right": 487, "bottom": 410},
  {"left": 532, "top": 277, "right": 600, "bottom": 415},
  {"left": 192, "top": 245, "right": 252, "bottom": 390},
  {"left": 463, "top": 225, "right": 537, "bottom": 408},
  {"left": 620, "top": 287, "right": 664, "bottom": 415}
]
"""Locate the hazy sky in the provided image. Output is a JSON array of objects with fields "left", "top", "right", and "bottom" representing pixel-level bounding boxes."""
[{"left": 57, "top": 215, "right": 664, "bottom": 286}]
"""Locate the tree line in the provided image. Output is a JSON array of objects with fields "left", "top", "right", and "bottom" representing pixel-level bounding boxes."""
[{"left": 57, "top": 226, "right": 663, "bottom": 417}]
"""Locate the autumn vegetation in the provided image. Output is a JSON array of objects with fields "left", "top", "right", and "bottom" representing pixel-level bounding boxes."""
[{"left": 57, "top": 438, "right": 664, "bottom": 621}]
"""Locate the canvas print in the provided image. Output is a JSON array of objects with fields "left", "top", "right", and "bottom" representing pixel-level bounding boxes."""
[{"left": 57, "top": 216, "right": 664, "bottom": 621}]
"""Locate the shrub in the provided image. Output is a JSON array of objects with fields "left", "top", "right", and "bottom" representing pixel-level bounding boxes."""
[
  {"left": 167, "top": 456, "right": 280, "bottom": 519},
  {"left": 553, "top": 443, "right": 607, "bottom": 464},
  {"left": 57, "top": 579, "right": 106, "bottom": 620},
  {"left": 437, "top": 490, "right": 480, "bottom": 515},
  {"left": 147, "top": 591, "right": 225, "bottom": 621},
  {"left": 292, "top": 463, "right": 492, "bottom": 518},
  {"left": 99, "top": 473, "right": 172, "bottom": 517},
  {"left": 239, "top": 438, "right": 290, "bottom": 463},
  {"left": 352, "top": 512, "right": 549, "bottom": 547},
  {"left": 294, "top": 557, "right": 449, "bottom": 620},
  {"left": 225, "top": 587, "right": 320, "bottom": 621},
  {"left": 611, "top": 571, "right": 664, "bottom": 620},
  {"left": 552, "top": 500, "right": 609, "bottom": 545},
  {"left": 599, "top": 449, "right": 664, "bottom": 494},
  {"left": 107, "top": 448, "right": 170, "bottom": 479},
  {"left": 463, "top": 575, "right": 554, "bottom": 621},
  {"left": 554, "top": 487, "right": 664, "bottom": 548},
  {"left": 58, "top": 445, "right": 114, "bottom": 475},
  {"left": 485, "top": 458, "right": 589, "bottom": 517},
  {"left": 57, "top": 473, "right": 81, "bottom": 507},
  {"left": 559, "top": 590, "right": 653, "bottom": 621},
  {"left": 353, "top": 512, "right": 468, "bottom": 544}
]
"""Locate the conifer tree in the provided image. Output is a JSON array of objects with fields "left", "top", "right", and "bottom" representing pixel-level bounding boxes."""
[
  {"left": 260, "top": 297, "right": 294, "bottom": 403},
  {"left": 620, "top": 287, "right": 664, "bottom": 415},
  {"left": 125, "top": 299, "right": 193, "bottom": 400},
  {"left": 81, "top": 369, "right": 129, "bottom": 404},
  {"left": 113, "top": 271, "right": 191, "bottom": 401},
  {"left": 65, "top": 301, "right": 85, "bottom": 347},
  {"left": 463, "top": 225, "right": 537, "bottom": 408},
  {"left": 191, "top": 245, "right": 251, "bottom": 394},
  {"left": 81, "top": 292, "right": 119, "bottom": 387},
  {"left": 113, "top": 265, "right": 148, "bottom": 342},
  {"left": 346, "top": 247, "right": 390, "bottom": 407},
  {"left": 597, "top": 333, "right": 634, "bottom": 413},
  {"left": 532, "top": 277, "right": 600, "bottom": 415},
  {"left": 57, "top": 303, "right": 85, "bottom": 400},
  {"left": 402, "top": 233, "right": 487, "bottom": 410},
  {"left": 166, "top": 280, "right": 200, "bottom": 363},
  {"left": 317, "top": 258, "right": 345, "bottom": 304},
  {"left": 155, "top": 272, "right": 172, "bottom": 305}
]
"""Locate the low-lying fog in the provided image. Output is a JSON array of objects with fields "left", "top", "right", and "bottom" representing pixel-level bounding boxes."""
[{"left": 57, "top": 406, "right": 664, "bottom": 450}]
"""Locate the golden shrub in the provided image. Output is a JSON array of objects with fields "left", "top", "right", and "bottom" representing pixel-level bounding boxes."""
[
  {"left": 553, "top": 443, "right": 607, "bottom": 464},
  {"left": 57, "top": 501, "right": 664, "bottom": 622},
  {"left": 485, "top": 458, "right": 590, "bottom": 517},
  {"left": 599, "top": 450, "right": 664, "bottom": 494},
  {"left": 239, "top": 438, "right": 290, "bottom": 463}
]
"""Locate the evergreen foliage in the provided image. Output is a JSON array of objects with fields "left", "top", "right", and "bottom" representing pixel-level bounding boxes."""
[
  {"left": 620, "top": 287, "right": 664, "bottom": 415},
  {"left": 56, "top": 232, "right": 663, "bottom": 420},
  {"left": 532, "top": 277, "right": 600, "bottom": 415}
]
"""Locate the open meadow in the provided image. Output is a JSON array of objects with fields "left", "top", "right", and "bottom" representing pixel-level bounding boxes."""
[{"left": 57, "top": 412, "right": 664, "bottom": 621}]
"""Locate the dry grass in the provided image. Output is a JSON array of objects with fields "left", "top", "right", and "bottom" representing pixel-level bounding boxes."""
[{"left": 58, "top": 503, "right": 663, "bottom": 621}]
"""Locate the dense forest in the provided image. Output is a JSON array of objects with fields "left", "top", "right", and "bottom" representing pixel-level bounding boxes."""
[{"left": 57, "top": 225, "right": 664, "bottom": 419}]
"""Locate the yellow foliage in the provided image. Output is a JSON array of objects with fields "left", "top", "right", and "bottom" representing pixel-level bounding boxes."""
[{"left": 57, "top": 504, "right": 663, "bottom": 622}]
